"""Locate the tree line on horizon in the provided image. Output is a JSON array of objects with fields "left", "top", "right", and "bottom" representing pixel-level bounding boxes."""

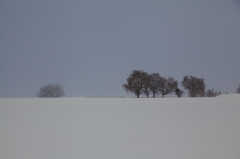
[
  {"left": 36, "top": 71, "right": 240, "bottom": 98},
  {"left": 122, "top": 70, "right": 223, "bottom": 98}
]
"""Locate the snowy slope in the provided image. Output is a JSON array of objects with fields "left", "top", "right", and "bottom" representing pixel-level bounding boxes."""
[{"left": 1, "top": 95, "right": 240, "bottom": 159}]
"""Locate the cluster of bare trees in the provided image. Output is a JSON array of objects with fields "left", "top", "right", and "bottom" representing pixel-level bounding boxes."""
[
  {"left": 123, "top": 70, "right": 221, "bottom": 98},
  {"left": 123, "top": 70, "right": 179, "bottom": 98}
]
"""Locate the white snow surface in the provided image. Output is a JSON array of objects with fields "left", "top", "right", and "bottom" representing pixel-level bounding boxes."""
[{"left": 1, "top": 94, "right": 240, "bottom": 159}]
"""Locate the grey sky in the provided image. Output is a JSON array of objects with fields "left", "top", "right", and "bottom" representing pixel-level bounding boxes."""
[{"left": 0, "top": 0, "right": 240, "bottom": 98}]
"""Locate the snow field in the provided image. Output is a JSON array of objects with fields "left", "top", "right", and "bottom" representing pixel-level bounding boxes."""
[{"left": 0, "top": 94, "right": 240, "bottom": 159}]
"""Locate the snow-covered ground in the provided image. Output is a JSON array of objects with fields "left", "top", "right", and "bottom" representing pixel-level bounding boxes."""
[{"left": 1, "top": 94, "right": 240, "bottom": 159}]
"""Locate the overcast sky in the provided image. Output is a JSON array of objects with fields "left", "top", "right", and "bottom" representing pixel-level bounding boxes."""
[{"left": 0, "top": 0, "right": 240, "bottom": 98}]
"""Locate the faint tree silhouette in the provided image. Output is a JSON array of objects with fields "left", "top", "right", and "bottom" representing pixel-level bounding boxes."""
[
  {"left": 37, "top": 83, "right": 65, "bottom": 97},
  {"left": 206, "top": 88, "right": 219, "bottom": 97},
  {"left": 237, "top": 85, "right": 240, "bottom": 94}
]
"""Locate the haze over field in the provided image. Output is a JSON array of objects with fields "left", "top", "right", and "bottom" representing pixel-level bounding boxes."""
[
  {"left": 1, "top": 94, "right": 240, "bottom": 159},
  {"left": 0, "top": 0, "right": 240, "bottom": 97}
]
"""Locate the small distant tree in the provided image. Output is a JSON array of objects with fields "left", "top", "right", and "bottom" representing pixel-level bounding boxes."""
[
  {"left": 37, "top": 83, "right": 65, "bottom": 97},
  {"left": 237, "top": 85, "right": 240, "bottom": 94},
  {"left": 206, "top": 88, "right": 219, "bottom": 97},
  {"left": 181, "top": 75, "right": 205, "bottom": 97},
  {"left": 159, "top": 77, "right": 178, "bottom": 97},
  {"left": 175, "top": 88, "right": 184, "bottom": 98},
  {"left": 123, "top": 70, "right": 149, "bottom": 98}
]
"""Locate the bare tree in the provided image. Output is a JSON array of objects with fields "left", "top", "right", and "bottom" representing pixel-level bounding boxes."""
[
  {"left": 123, "top": 70, "right": 149, "bottom": 98},
  {"left": 37, "top": 83, "right": 65, "bottom": 97},
  {"left": 148, "top": 73, "right": 162, "bottom": 98},
  {"left": 237, "top": 85, "right": 240, "bottom": 94},
  {"left": 143, "top": 85, "right": 150, "bottom": 98},
  {"left": 143, "top": 74, "right": 151, "bottom": 98},
  {"left": 159, "top": 77, "right": 178, "bottom": 97},
  {"left": 181, "top": 75, "right": 205, "bottom": 97},
  {"left": 175, "top": 88, "right": 184, "bottom": 98}
]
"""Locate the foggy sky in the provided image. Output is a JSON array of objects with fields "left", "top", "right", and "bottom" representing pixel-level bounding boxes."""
[{"left": 0, "top": 0, "right": 240, "bottom": 98}]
